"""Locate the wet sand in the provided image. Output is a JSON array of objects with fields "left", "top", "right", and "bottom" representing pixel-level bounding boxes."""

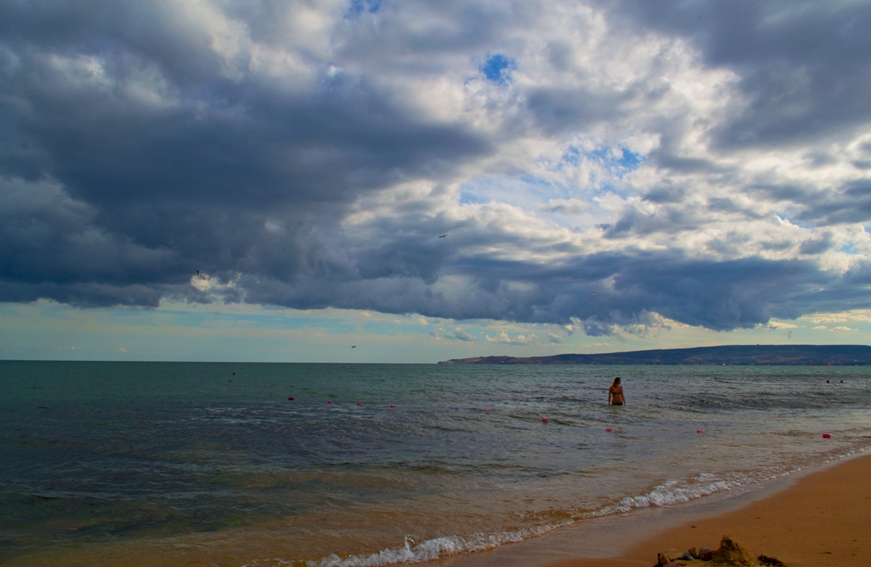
[
  {"left": 437, "top": 452, "right": 871, "bottom": 567},
  {"left": 547, "top": 452, "right": 871, "bottom": 567}
]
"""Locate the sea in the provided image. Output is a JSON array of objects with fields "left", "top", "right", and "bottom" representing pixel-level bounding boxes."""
[{"left": 1, "top": 361, "right": 869, "bottom": 566}]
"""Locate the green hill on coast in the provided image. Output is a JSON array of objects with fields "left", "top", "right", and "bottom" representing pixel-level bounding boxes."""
[{"left": 438, "top": 344, "right": 871, "bottom": 365}]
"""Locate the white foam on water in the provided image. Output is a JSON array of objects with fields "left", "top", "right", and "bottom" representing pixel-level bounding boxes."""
[
  {"left": 305, "top": 444, "right": 870, "bottom": 567},
  {"left": 598, "top": 444, "right": 870, "bottom": 516},
  {"left": 303, "top": 473, "right": 746, "bottom": 567},
  {"left": 308, "top": 524, "right": 568, "bottom": 567},
  {"left": 605, "top": 478, "right": 734, "bottom": 513}
]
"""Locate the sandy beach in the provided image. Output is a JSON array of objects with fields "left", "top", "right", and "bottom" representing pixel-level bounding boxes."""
[
  {"left": 433, "top": 452, "right": 871, "bottom": 567},
  {"left": 545, "top": 452, "right": 871, "bottom": 567}
]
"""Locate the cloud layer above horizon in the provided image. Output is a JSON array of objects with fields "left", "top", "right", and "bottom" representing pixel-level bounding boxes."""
[{"left": 3, "top": 0, "right": 871, "bottom": 336}]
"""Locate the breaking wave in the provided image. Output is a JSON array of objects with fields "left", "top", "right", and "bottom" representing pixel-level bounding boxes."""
[{"left": 307, "top": 445, "right": 868, "bottom": 567}]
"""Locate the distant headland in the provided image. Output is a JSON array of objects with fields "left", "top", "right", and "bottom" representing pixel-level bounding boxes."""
[{"left": 438, "top": 344, "right": 871, "bottom": 366}]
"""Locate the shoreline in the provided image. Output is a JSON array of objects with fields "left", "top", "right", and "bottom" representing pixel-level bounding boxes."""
[
  {"left": 435, "top": 451, "right": 870, "bottom": 567},
  {"left": 4, "top": 453, "right": 868, "bottom": 567}
]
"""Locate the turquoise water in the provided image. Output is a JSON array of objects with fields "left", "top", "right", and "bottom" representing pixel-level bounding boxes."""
[{"left": 1, "top": 362, "right": 869, "bottom": 566}]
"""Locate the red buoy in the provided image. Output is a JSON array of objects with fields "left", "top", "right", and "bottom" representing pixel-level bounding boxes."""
[
  {"left": 541, "top": 416, "right": 549, "bottom": 422},
  {"left": 484, "top": 409, "right": 489, "bottom": 413},
  {"left": 696, "top": 429, "right": 704, "bottom": 434},
  {"left": 288, "top": 396, "right": 294, "bottom": 401},
  {"left": 390, "top": 404, "right": 395, "bottom": 408},
  {"left": 356, "top": 402, "right": 361, "bottom": 406},
  {"left": 605, "top": 427, "right": 612, "bottom": 432},
  {"left": 822, "top": 433, "right": 831, "bottom": 439},
  {"left": 327, "top": 400, "right": 332, "bottom": 404}
]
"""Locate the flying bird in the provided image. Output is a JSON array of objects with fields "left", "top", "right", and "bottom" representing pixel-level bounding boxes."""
[
  {"left": 351, "top": 345, "right": 356, "bottom": 348},
  {"left": 591, "top": 291, "right": 595, "bottom": 299},
  {"left": 439, "top": 234, "right": 447, "bottom": 238}
]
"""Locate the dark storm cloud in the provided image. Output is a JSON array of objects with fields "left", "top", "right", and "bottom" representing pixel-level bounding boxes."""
[
  {"left": 0, "top": 1, "right": 490, "bottom": 306},
  {"left": 3, "top": 49, "right": 484, "bottom": 210},
  {"left": 805, "top": 180, "right": 871, "bottom": 226},
  {"left": 0, "top": 280, "right": 167, "bottom": 307},
  {"left": 335, "top": 0, "right": 539, "bottom": 62},
  {"left": 798, "top": 232, "right": 834, "bottom": 255},
  {"left": 643, "top": 185, "right": 685, "bottom": 204},
  {"left": 598, "top": 0, "right": 871, "bottom": 148},
  {"left": 235, "top": 246, "right": 871, "bottom": 332},
  {"left": 525, "top": 88, "right": 627, "bottom": 135},
  {"left": 748, "top": 179, "right": 871, "bottom": 227}
]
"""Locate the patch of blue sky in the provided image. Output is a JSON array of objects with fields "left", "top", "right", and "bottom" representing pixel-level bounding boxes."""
[
  {"left": 480, "top": 53, "right": 516, "bottom": 85},
  {"left": 459, "top": 175, "right": 573, "bottom": 211},
  {"left": 591, "top": 182, "right": 634, "bottom": 200},
  {"left": 559, "top": 145, "right": 645, "bottom": 176},
  {"left": 584, "top": 147, "right": 612, "bottom": 163},
  {"left": 347, "top": 0, "right": 381, "bottom": 17},
  {"left": 618, "top": 148, "right": 644, "bottom": 170},
  {"left": 560, "top": 145, "right": 583, "bottom": 167},
  {"left": 459, "top": 192, "right": 490, "bottom": 205},
  {"left": 838, "top": 242, "right": 862, "bottom": 255},
  {"left": 518, "top": 173, "right": 556, "bottom": 189}
]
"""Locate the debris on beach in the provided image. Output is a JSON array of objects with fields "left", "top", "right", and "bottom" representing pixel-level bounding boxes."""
[
  {"left": 711, "top": 535, "right": 754, "bottom": 566},
  {"left": 655, "top": 550, "right": 692, "bottom": 567},
  {"left": 757, "top": 555, "right": 786, "bottom": 567},
  {"left": 654, "top": 536, "right": 785, "bottom": 566},
  {"left": 654, "top": 545, "right": 708, "bottom": 566}
]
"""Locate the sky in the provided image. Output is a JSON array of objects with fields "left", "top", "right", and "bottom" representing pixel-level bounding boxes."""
[{"left": 2, "top": 0, "right": 871, "bottom": 362}]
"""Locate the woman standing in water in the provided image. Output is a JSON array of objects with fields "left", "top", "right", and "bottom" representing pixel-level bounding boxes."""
[{"left": 608, "top": 377, "right": 625, "bottom": 406}]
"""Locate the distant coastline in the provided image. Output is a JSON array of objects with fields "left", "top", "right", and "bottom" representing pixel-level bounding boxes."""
[{"left": 438, "top": 344, "right": 871, "bottom": 365}]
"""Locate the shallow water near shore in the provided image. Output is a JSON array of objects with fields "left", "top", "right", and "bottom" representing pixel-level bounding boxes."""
[{"left": 1, "top": 361, "right": 870, "bottom": 566}]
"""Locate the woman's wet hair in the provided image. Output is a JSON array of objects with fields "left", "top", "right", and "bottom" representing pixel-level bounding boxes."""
[{"left": 612, "top": 376, "right": 621, "bottom": 386}]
